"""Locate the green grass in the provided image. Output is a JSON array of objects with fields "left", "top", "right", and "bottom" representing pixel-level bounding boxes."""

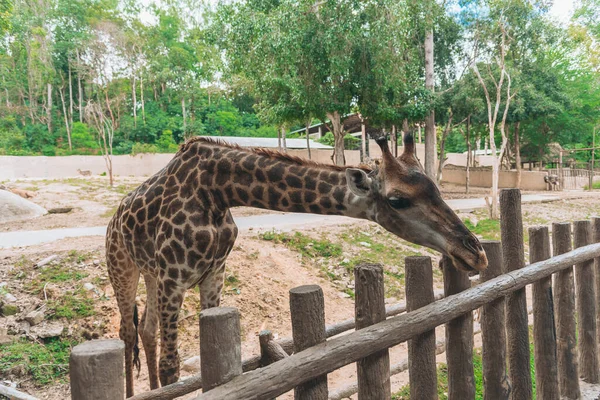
[
  {"left": 101, "top": 205, "right": 118, "bottom": 218},
  {"left": 583, "top": 181, "right": 600, "bottom": 190},
  {"left": 393, "top": 343, "right": 536, "bottom": 399},
  {"left": 0, "top": 338, "right": 77, "bottom": 385},
  {"left": 463, "top": 218, "right": 501, "bottom": 240},
  {"left": 47, "top": 289, "right": 95, "bottom": 320},
  {"left": 23, "top": 264, "right": 88, "bottom": 294},
  {"left": 259, "top": 231, "right": 343, "bottom": 259}
]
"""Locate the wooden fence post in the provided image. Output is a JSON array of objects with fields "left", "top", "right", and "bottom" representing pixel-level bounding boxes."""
[
  {"left": 593, "top": 217, "right": 600, "bottom": 351},
  {"left": 529, "top": 226, "right": 559, "bottom": 400},
  {"left": 69, "top": 339, "right": 124, "bottom": 400},
  {"left": 573, "top": 220, "right": 599, "bottom": 383},
  {"left": 290, "top": 285, "right": 328, "bottom": 399},
  {"left": 442, "top": 255, "right": 475, "bottom": 400},
  {"left": 405, "top": 256, "right": 438, "bottom": 400},
  {"left": 480, "top": 241, "right": 510, "bottom": 400},
  {"left": 499, "top": 188, "right": 532, "bottom": 399},
  {"left": 355, "top": 263, "right": 391, "bottom": 400},
  {"left": 552, "top": 222, "right": 581, "bottom": 399},
  {"left": 200, "top": 307, "right": 242, "bottom": 392}
]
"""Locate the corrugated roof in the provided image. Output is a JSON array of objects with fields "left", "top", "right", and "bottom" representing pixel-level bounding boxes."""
[{"left": 199, "top": 136, "right": 333, "bottom": 149}]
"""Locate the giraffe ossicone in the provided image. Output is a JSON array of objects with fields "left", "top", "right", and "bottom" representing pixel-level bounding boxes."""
[{"left": 106, "top": 133, "right": 487, "bottom": 396}]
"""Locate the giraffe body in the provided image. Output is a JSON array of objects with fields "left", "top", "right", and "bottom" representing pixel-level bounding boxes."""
[{"left": 107, "top": 136, "right": 487, "bottom": 396}]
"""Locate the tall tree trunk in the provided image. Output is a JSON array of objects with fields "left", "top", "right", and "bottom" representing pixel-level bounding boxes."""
[
  {"left": 466, "top": 115, "right": 471, "bottom": 194},
  {"left": 181, "top": 97, "right": 186, "bottom": 137},
  {"left": 132, "top": 75, "right": 137, "bottom": 128},
  {"left": 305, "top": 121, "right": 311, "bottom": 160},
  {"left": 327, "top": 111, "right": 345, "bottom": 166},
  {"left": 515, "top": 121, "right": 521, "bottom": 188},
  {"left": 437, "top": 111, "right": 453, "bottom": 183},
  {"left": 46, "top": 83, "right": 52, "bottom": 133},
  {"left": 424, "top": 28, "right": 436, "bottom": 179},
  {"left": 78, "top": 73, "right": 83, "bottom": 123},
  {"left": 281, "top": 126, "right": 287, "bottom": 152},
  {"left": 59, "top": 86, "right": 72, "bottom": 150},
  {"left": 391, "top": 125, "right": 397, "bottom": 157},
  {"left": 140, "top": 76, "right": 145, "bottom": 124},
  {"left": 277, "top": 125, "right": 282, "bottom": 150},
  {"left": 361, "top": 120, "right": 367, "bottom": 162},
  {"left": 68, "top": 62, "right": 74, "bottom": 126}
]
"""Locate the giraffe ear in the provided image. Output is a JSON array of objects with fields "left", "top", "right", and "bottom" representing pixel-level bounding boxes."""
[{"left": 346, "top": 168, "right": 372, "bottom": 197}]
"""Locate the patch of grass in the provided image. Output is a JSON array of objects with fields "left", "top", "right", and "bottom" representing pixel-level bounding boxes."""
[
  {"left": 0, "top": 338, "right": 77, "bottom": 385},
  {"left": 393, "top": 344, "right": 536, "bottom": 399},
  {"left": 101, "top": 205, "right": 118, "bottom": 218},
  {"left": 25, "top": 186, "right": 39, "bottom": 191},
  {"left": 259, "top": 231, "right": 342, "bottom": 259},
  {"left": 583, "top": 181, "right": 600, "bottom": 190},
  {"left": 343, "top": 288, "right": 355, "bottom": 299},
  {"left": 24, "top": 264, "right": 88, "bottom": 294},
  {"left": 48, "top": 289, "right": 95, "bottom": 320},
  {"left": 463, "top": 218, "right": 501, "bottom": 240}
]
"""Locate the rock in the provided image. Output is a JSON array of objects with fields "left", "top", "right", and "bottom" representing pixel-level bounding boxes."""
[
  {"left": 30, "top": 321, "right": 64, "bottom": 338},
  {"left": 93, "top": 259, "right": 100, "bottom": 266},
  {"left": 339, "top": 292, "right": 351, "bottom": 298},
  {"left": 2, "top": 292, "right": 17, "bottom": 303},
  {"left": 0, "top": 335, "right": 14, "bottom": 345},
  {"left": 47, "top": 207, "right": 73, "bottom": 214},
  {"left": 358, "top": 242, "right": 371, "bottom": 248},
  {"left": 24, "top": 309, "right": 45, "bottom": 326},
  {"left": 83, "top": 283, "right": 96, "bottom": 292},
  {"left": 0, "top": 282, "right": 7, "bottom": 288},
  {"left": 1, "top": 304, "right": 19, "bottom": 316},
  {"left": 181, "top": 356, "right": 200, "bottom": 373},
  {"left": 34, "top": 254, "right": 59, "bottom": 268},
  {"left": 7, "top": 364, "right": 26, "bottom": 377}
]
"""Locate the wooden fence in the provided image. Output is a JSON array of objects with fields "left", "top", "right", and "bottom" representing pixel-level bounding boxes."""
[
  {"left": 548, "top": 168, "right": 600, "bottom": 190},
  {"left": 68, "top": 189, "right": 600, "bottom": 400}
]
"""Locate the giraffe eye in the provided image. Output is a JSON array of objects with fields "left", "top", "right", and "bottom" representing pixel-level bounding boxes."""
[{"left": 388, "top": 197, "right": 411, "bottom": 209}]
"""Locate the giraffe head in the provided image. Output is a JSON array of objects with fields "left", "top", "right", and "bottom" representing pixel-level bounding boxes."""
[{"left": 345, "top": 134, "right": 488, "bottom": 272}]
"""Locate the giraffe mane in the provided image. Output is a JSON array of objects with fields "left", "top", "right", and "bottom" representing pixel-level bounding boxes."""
[{"left": 178, "top": 136, "right": 372, "bottom": 173}]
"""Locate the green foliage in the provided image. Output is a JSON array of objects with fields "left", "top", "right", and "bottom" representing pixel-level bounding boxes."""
[
  {"left": 48, "top": 289, "right": 95, "bottom": 320},
  {"left": 463, "top": 218, "right": 501, "bottom": 240},
  {"left": 0, "top": 116, "right": 27, "bottom": 155},
  {"left": 259, "top": 231, "right": 342, "bottom": 259},
  {"left": 318, "top": 132, "right": 361, "bottom": 150},
  {"left": 70, "top": 122, "right": 97, "bottom": 150},
  {"left": 131, "top": 142, "right": 158, "bottom": 155},
  {"left": 0, "top": 338, "right": 76, "bottom": 385},
  {"left": 156, "top": 130, "right": 178, "bottom": 152}
]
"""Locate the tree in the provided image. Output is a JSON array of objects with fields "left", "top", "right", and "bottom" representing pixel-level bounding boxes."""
[{"left": 85, "top": 100, "right": 116, "bottom": 186}]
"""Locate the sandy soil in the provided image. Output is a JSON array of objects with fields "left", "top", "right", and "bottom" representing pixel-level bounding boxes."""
[{"left": 1, "top": 177, "right": 599, "bottom": 399}]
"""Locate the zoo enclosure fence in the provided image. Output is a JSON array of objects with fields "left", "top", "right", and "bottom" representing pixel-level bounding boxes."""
[{"left": 67, "top": 188, "right": 600, "bottom": 400}]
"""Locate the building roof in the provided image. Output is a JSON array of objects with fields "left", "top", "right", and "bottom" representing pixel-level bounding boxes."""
[
  {"left": 289, "top": 113, "right": 364, "bottom": 136},
  {"left": 199, "top": 136, "right": 333, "bottom": 149}
]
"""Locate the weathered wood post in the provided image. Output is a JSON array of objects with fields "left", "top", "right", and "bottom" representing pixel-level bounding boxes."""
[
  {"left": 573, "top": 220, "right": 599, "bottom": 383},
  {"left": 442, "top": 255, "right": 475, "bottom": 400},
  {"left": 552, "top": 222, "right": 581, "bottom": 399},
  {"left": 200, "top": 307, "right": 242, "bottom": 392},
  {"left": 69, "top": 339, "right": 125, "bottom": 400},
  {"left": 480, "top": 241, "right": 510, "bottom": 400},
  {"left": 259, "top": 330, "right": 288, "bottom": 367},
  {"left": 405, "top": 256, "right": 438, "bottom": 400},
  {"left": 355, "top": 263, "right": 391, "bottom": 399},
  {"left": 593, "top": 217, "right": 600, "bottom": 350},
  {"left": 499, "top": 188, "right": 532, "bottom": 399},
  {"left": 290, "top": 285, "right": 328, "bottom": 399},
  {"left": 529, "top": 226, "right": 559, "bottom": 400}
]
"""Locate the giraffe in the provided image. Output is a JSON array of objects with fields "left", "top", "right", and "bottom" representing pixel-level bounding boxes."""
[{"left": 106, "top": 133, "right": 488, "bottom": 397}]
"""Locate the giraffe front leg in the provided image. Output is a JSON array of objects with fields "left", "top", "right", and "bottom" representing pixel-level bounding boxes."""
[
  {"left": 199, "top": 263, "right": 226, "bottom": 310},
  {"left": 140, "top": 274, "right": 159, "bottom": 390},
  {"left": 157, "top": 279, "right": 185, "bottom": 387}
]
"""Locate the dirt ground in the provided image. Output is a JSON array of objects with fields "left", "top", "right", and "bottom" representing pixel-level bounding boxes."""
[{"left": 1, "top": 177, "right": 599, "bottom": 399}]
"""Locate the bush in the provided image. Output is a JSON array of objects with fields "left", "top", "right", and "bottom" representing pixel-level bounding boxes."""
[
  {"left": 71, "top": 122, "right": 98, "bottom": 150},
  {"left": 156, "top": 130, "right": 179, "bottom": 153},
  {"left": 0, "top": 116, "right": 28, "bottom": 154},
  {"left": 131, "top": 142, "right": 158, "bottom": 155}
]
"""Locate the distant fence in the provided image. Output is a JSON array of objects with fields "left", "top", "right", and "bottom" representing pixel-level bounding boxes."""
[
  {"left": 547, "top": 168, "right": 600, "bottom": 190},
  {"left": 68, "top": 189, "right": 600, "bottom": 400},
  {"left": 441, "top": 167, "right": 548, "bottom": 191}
]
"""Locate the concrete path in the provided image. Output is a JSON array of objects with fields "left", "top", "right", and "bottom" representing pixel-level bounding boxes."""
[{"left": 0, "top": 193, "right": 562, "bottom": 249}]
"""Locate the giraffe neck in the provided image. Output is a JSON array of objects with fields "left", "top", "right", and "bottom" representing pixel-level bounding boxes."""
[{"left": 190, "top": 142, "right": 375, "bottom": 220}]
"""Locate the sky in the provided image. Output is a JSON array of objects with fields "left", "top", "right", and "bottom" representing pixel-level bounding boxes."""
[{"left": 549, "top": 0, "right": 576, "bottom": 25}]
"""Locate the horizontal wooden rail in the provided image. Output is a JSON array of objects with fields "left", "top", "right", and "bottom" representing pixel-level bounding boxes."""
[
  {"left": 195, "top": 243, "right": 600, "bottom": 400},
  {"left": 130, "top": 292, "right": 444, "bottom": 400}
]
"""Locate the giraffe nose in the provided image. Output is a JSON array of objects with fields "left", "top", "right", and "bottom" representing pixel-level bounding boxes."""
[{"left": 463, "top": 235, "right": 482, "bottom": 255}]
